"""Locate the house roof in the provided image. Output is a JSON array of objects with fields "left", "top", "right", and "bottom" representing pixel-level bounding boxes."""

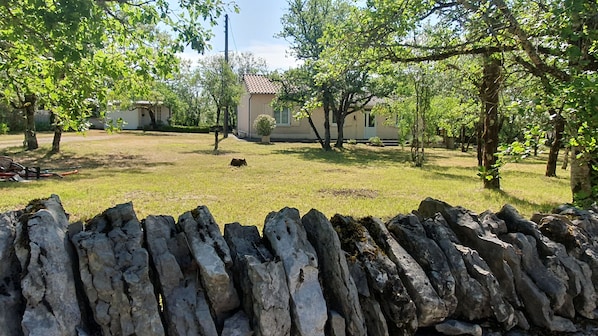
[{"left": 243, "top": 74, "right": 280, "bottom": 95}]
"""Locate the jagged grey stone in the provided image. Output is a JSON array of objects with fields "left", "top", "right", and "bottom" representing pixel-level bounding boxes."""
[
  {"left": 0, "top": 210, "right": 22, "bottom": 336},
  {"left": 434, "top": 319, "right": 482, "bottom": 336},
  {"left": 386, "top": 213, "right": 458, "bottom": 317},
  {"left": 179, "top": 207, "right": 239, "bottom": 324},
  {"left": 536, "top": 212, "right": 598, "bottom": 294},
  {"left": 143, "top": 215, "right": 218, "bottom": 336},
  {"left": 418, "top": 198, "right": 519, "bottom": 330},
  {"left": 263, "top": 207, "right": 327, "bottom": 336},
  {"left": 70, "top": 202, "right": 164, "bottom": 336},
  {"left": 221, "top": 310, "right": 253, "bottom": 336},
  {"left": 331, "top": 215, "right": 417, "bottom": 335},
  {"left": 515, "top": 270, "right": 576, "bottom": 332},
  {"left": 224, "top": 222, "right": 291, "bottom": 336},
  {"left": 360, "top": 215, "right": 448, "bottom": 327},
  {"left": 347, "top": 261, "right": 389, "bottom": 336},
  {"left": 455, "top": 244, "right": 515, "bottom": 327},
  {"left": 301, "top": 209, "right": 367, "bottom": 336},
  {"left": 421, "top": 214, "right": 491, "bottom": 321},
  {"left": 327, "top": 310, "right": 346, "bottom": 336},
  {"left": 535, "top": 216, "right": 596, "bottom": 319},
  {"left": 501, "top": 233, "right": 568, "bottom": 312},
  {"left": 15, "top": 195, "right": 82, "bottom": 336}
]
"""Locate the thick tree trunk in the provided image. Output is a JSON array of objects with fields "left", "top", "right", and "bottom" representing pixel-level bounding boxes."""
[
  {"left": 479, "top": 55, "right": 502, "bottom": 190},
  {"left": 545, "top": 112, "right": 565, "bottom": 177},
  {"left": 570, "top": 147, "right": 593, "bottom": 206},
  {"left": 51, "top": 127, "right": 62, "bottom": 154},
  {"left": 334, "top": 113, "right": 345, "bottom": 149},
  {"left": 147, "top": 108, "right": 157, "bottom": 130},
  {"left": 50, "top": 111, "right": 61, "bottom": 154},
  {"left": 24, "top": 93, "right": 38, "bottom": 150}
]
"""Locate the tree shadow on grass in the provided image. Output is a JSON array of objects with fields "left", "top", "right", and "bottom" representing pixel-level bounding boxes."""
[
  {"left": 272, "top": 146, "right": 412, "bottom": 166},
  {"left": 423, "top": 166, "right": 480, "bottom": 183},
  {"left": 486, "top": 189, "right": 562, "bottom": 214},
  {"left": 1, "top": 148, "right": 174, "bottom": 177}
]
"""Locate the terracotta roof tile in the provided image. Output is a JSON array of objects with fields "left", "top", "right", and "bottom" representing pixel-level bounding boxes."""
[{"left": 243, "top": 74, "right": 280, "bottom": 94}]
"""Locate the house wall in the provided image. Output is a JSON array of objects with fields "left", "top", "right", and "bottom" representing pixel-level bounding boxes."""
[
  {"left": 237, "top": 92, "right": 398, "bottom": 141},
  {"left": 106, "top": 109, "right": 139, "bottom": 130},
  {"left": 105, "top": 105, "right": 171, "bottom": 130}
]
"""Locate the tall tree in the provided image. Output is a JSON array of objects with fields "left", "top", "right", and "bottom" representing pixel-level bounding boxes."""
[
  {"left": 327, "top": 0, "right": 597, "bottom": 200},
  {"left": 198, "top": 55, "right": 243, "bottom": 152}
]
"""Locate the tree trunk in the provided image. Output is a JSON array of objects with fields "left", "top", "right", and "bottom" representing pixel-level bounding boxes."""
[
  {"left": 545, "top": 112, "right": 565, "bottom": 177},
  {"left": 49, "top": 111, "right": 61, "bottom": 154},
  {"left": 480, "top": 55, "right": 502, "bottom": 190},
  {"left": 570, "top": 147, "right": 593, "bottom": 206},
  {"left": 214, "top": 106, "right": 221, "bottom": 152},
  {"left": 224, "top": 106, "right": 229, "bottom": 138},
  {"left": 306, "top": 114, "right": 326, "bottom": 149},
  {"left": 561, "top": 147, "right": 569, "bottom": 170},
  {"left": 147, "top": 108, "right": 157, "bottom": 130},
  {"left": 476, "top": 121, "right": 483, "bottom": 166},
  {"left": 334, "top": 112, "right": 345, "bottom": 149},
  {"left": 322, "top": 103, "right": 332, "bottom": 151},
  {"left": 24, "top": 93, "right": 38, "bottom": 150}
]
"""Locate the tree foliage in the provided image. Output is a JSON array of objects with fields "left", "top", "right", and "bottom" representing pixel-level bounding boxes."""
[{"left": 0, "top": 0, "right": 232, "bottom": 151}]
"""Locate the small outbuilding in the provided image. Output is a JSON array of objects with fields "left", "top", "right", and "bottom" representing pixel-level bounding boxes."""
[{"left": 104, "top": 101, "right": 171, "bottom": 130}]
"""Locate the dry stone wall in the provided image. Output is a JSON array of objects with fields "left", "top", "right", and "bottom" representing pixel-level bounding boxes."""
[{"left": 1, "top": 194, "right": 598, "bottom": 336}]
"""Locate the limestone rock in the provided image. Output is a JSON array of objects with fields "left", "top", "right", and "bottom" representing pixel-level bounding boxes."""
[
  {"left": 327, "top": 310, "right": 346, "bottom": 336},
  {"left": 421, "top": 214, "right": 491, "bottom": 321},
  {"left": 331, "top": 215, "right": 417, "bottom": 335},
  {"left": 347, "top": 261, "right": 389, "bottom": 336},
  {"left": 536, "top": 213, "right": 598, "bottom": 293},
  {"left": 224, "top": 222, "right": 291, "bottom": 336},
  {"left": 501, "top": 233, "right": 568, "bottom": 313},
  {"left": 221, "top": 311, "right": 253, "bottom": 336},
  {"left": 360, "top": 215, "right": 447, "bottom": 327},
  {"left": 0, "top": 210, "right": 23, "bottom": 336},
  {"left": 537, "top": 222, "right": 597, "bottom": 319},
  {"left": 386, "top": 213, "right": 458, "bottom": 317},
  {"left": 455, "top": 244, "right": 515, "bottom": 327},
  {"left": 70, "top": 202, "right": 164, "bottom": 336},
  {"left": 179, "top": 207, "right": 239, "bottom": 324},
  {"left": 263, "top": 207, "right": 327, "bottom": 336},
  {"left": 15, "top": 195, "right": 82, "bottom": 336},
  {"left": 434, "top": 319, "right": 482, "bottom": 336},
  {"left": 143, "top": 215, "right": 218, "bottom": 336},
  {"left": 418, "top": 199, "right": 519, "bottom": 330},
  {"left": 301, "top": 209, "right": 367, "bottom": 336}
]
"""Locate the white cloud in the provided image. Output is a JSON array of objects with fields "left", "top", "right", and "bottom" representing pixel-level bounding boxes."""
[{"left": 177, "top": 41, "right": 302, "bottom": 71}]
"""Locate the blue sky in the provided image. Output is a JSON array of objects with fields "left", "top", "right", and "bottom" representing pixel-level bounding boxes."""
[{"left": 177, "top": 0, "right": 300, "bottom": 70}]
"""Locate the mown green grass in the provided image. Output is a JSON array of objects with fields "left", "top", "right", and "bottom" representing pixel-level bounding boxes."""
[{"left": 0, "top": 130, "right": 571, "bottom": 228}]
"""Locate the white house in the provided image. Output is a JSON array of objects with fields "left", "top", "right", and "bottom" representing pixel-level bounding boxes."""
[{"left": 105, "top": 101, "right": 171, "bottom": 130}]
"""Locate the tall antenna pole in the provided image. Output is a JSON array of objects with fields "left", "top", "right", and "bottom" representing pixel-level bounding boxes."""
[{"left": 223, "top": 14, "right": 230, "bottom": 137}]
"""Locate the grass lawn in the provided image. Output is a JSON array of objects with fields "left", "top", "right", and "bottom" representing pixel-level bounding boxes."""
[{"left": 0, "top": 130, "right": 571, "bottom": 229}]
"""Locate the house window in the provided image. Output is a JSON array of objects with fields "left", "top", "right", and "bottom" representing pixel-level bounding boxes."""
[{"left": 274, "top": 107, "right": 290, "bottom": 126}]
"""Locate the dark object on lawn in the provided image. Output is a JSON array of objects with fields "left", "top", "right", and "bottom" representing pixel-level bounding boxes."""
[
  {"left": 0, "top": 155, "right": 79, "bottom": 181},
  {"left": 230, "top": 158, "right": 247, "bottom": 167}
]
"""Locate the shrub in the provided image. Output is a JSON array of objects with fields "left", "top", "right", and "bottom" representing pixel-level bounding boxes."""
[
  {"left": 253, "top": 114, "right": 276, "bottom": 136},
  {"left": 0, "top": 123, "right": 8, "bottom": 135},
  {"left": 347, "top": 139, "right": 357, "bottom": 145},
  {"left": 368, "top": 136, "right": 384, "bottom": 147}
]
